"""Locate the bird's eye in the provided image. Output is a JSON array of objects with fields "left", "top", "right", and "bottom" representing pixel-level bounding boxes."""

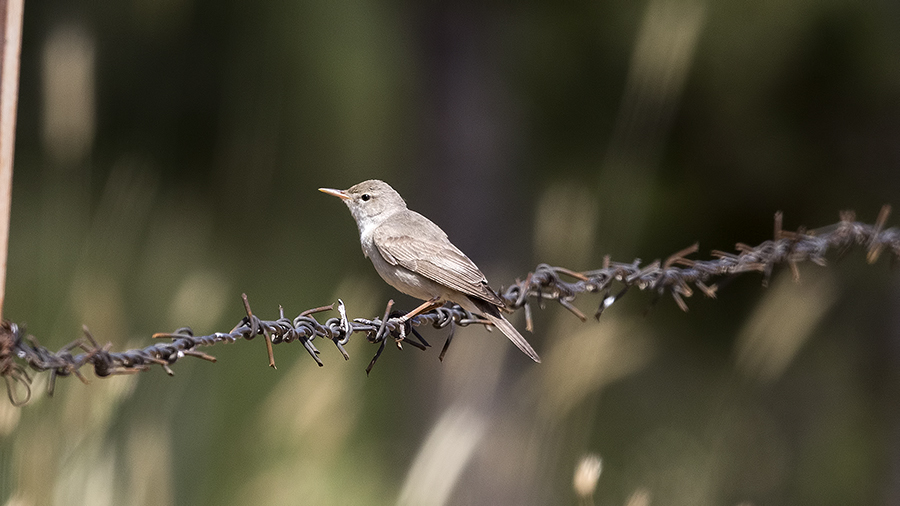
[{"left": 361, "top": 194, "right": 371, "bottom": 201}]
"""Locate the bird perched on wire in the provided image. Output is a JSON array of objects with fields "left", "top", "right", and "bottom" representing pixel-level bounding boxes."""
[{"left": 319, "top": 180, "right": 540, "bottom": 363}]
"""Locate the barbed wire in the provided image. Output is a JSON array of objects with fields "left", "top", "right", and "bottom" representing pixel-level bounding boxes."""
[{"left": 0, "top": 207, "right": 897, "bottom": 405}]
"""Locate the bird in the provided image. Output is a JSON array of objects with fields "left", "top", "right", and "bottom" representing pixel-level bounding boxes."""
[{"left": 319, "top": 179, "right": 541, "bottom": 363}]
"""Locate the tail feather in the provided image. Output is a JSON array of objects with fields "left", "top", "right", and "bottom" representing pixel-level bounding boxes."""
[
  {"left": 484, "top": 312, "right": 541, "bottom": 363},
  {"left": 465, "top": 295, "right": 541, "bottom": 363}
]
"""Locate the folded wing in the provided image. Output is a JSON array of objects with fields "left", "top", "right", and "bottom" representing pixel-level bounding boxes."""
[{"left": 374, "top": 212, "right": 505, "bottom": 307}]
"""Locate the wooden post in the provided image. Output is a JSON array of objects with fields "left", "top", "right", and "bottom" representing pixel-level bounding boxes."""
[{"left": 0, "top": 0, "right": 24, "bottom": 320}]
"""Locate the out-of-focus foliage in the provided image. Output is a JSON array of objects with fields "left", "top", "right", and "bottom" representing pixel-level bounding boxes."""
[{"left": 1, "top": 0, "right": 898, "bottom": 505}]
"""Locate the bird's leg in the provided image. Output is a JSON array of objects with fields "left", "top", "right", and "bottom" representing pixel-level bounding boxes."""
[
  {"left": 397, "top": 296, "right": 443, "bottom": 324},
  {"left": 394, "top": 297, "right": 441, "bottom": 348}
]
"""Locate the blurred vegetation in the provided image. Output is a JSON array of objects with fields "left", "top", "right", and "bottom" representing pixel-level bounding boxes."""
[{"left": 1, "top": 0, "right": 899, "bottom": 505}]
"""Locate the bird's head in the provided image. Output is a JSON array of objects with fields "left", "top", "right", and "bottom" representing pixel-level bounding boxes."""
[{"left": 319, "top": 179, "right": 408, "bottom": 234}]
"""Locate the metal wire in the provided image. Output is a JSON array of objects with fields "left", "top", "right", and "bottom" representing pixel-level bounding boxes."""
[{"left": 1, "top": 207, "right": 897, "bottom": 404}]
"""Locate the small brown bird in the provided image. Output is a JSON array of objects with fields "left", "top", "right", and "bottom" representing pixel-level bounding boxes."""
[{"left": 319, "top": 180, "right": 540, "bottom": 362}]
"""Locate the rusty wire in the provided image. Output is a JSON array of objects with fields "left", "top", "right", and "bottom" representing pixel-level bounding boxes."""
[{"left": 0, "top": 207, "right": 897, "bottom": 404}]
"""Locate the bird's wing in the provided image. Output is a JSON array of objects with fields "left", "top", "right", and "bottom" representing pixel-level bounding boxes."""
[{"left": 373, "top": 212, "right": 505, "bottom": 307}]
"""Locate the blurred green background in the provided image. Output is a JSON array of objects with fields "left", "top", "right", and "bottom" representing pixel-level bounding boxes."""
[{"left": 1, "top": 0, "right": 899, "bottom": 504}]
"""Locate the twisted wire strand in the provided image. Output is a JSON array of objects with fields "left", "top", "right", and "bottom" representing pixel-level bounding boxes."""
[{"left": 0, "top": 207, "right": 897, "bottom": 404}]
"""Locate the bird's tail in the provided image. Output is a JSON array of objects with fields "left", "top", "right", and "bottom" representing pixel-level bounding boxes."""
[
  {"left": 483, "top": 312, "right": 541, "bottom": 363},
  {"left": 466, "top": 296, "right": 541, "bottom": 363}
]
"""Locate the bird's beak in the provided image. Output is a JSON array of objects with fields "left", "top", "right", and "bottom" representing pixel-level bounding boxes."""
[{"left": 318, "top": 187, "right": 351, "bottom": 200}]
